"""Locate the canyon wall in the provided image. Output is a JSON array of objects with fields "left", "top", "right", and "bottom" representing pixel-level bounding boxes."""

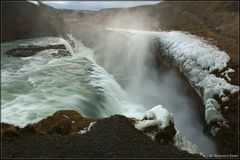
[{"left": 2, "top": 1, "right": 65, "bottom": 42}]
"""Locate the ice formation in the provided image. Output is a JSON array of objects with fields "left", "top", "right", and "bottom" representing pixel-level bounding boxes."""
[
  {"left": 174, "top": 130, "right": 204, "bottom": 156},
  {"left": 156, "top": 31, "right": 239, "bottom": 128}
]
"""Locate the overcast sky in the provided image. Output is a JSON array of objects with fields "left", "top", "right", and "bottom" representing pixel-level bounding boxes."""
[{"left": 41, "top": 1, "right": 161, "bottom": 11}]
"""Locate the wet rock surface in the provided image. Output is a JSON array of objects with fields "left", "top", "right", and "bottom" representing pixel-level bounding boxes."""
[
  {"left": 51, "top": 49, "right": 71, "bottom": 58},
  {"left": 4, "top": 44, "right": 68, "bottom": 57},
  {"left": 1, "top": 113, "right": 202, "bottom": 158}
]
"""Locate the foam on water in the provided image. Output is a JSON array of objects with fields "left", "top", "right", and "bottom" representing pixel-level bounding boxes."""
[{"left": 1, "top": 37, "right": 143, "bottom": 127}]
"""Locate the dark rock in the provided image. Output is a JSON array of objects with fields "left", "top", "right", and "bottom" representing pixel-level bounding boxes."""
[
  {"left": 47, "top": 119, "right": 71, "bottom": 135},
  {"left": 21, "top": 125, "right": 37, "bottom": 135},
  {"left": 156, "top": 122, "right": 176, "bottom": 144},
  {"left": 51, "top": 49, "right": 71, "bottom": 58},
  {"left": 1, "top": 123, "right": 20, "bottom": 137},
  {"left": 5, "top": 49, "right": 37, "bottom": 57},
  {"left": 2, "top": 1, "right": 66, "bottom": 42},
  {"left": 5, "top": 44, "right": 67, "bottom": 57}
]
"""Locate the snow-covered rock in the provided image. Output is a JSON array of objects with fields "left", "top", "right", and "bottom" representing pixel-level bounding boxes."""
[
  {"left": 28, "top": 1, "right": 40, "bottom": 5},
  {"left": 156, "top": 31, "right": 239, "bottom": 130},
  {"left": 205, "top": 99, "right": 226, "bottom": 125},
  {"left": 134, "top": 105, "right": 203, "bottom": 156},
  {"left": 79, "top": 122, "right": 96, "bottom": 134},
  {"left": 135, "top": 105, "right": 174, "bottom": 131}
]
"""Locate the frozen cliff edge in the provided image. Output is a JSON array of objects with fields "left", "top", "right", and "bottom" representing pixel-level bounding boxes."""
[{"left": 155, "top": 31, "right": 239, "bottom": 133}]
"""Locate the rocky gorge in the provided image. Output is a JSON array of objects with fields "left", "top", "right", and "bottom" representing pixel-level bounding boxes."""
[{"left": 1, "top": 0, "right": 239, "bottom": 159}]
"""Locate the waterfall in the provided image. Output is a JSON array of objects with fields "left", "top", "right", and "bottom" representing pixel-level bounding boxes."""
[
  {"left": 1, "top": 29, "right": 222, "bottom": 155},
  {"left": 1, "top": 36, "right": 144, "bottom": 127}
]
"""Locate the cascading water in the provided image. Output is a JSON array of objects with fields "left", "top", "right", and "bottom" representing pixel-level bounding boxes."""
[
  {"left": 1, "top": 36, "right": 144, "bottom": 127},
  {"left": 91, "top": 28, "right": 218, "bottom": 155}
]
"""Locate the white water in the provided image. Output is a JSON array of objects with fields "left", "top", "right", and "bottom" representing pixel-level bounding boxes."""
[{"left": 1, "top": 37, "right": 144, "bottom": 127}]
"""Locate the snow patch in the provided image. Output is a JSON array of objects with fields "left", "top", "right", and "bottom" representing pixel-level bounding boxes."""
[
  {"left": 221, "top": 68, "right": 235, "bottom": 81},
  {"left": 221, "top": 97, "right": 229, "bottom": 102},
  {"left": 62, "top": 114, "right": 70, "bottom": 119},
  {"left": 28, "top": 1, "right": 40, "bottom": 5},
  {"left": 79, "top": 122, "right": 96, "bottom": 134}
]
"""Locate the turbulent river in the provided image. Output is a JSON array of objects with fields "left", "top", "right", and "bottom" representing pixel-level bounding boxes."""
[{"left": 1, "top": 30, "right": 218, "bottom": 155}]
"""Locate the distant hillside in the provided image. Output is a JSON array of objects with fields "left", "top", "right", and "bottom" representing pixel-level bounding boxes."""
[{"left": 2, "top": 1, "right": 65, "bottom": 42}]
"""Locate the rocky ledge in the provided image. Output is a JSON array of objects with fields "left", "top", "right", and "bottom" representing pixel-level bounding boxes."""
[
  {"left": 4, "top": 44, "right": 70, "bottom": 57},
  {"left": 1, "top": 110, "right": 202, "bottom": 158}
]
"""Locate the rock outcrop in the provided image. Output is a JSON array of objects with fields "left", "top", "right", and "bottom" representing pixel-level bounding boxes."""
[
  {"left": 33, "top": 110, "right": 95, "bottom": 135},
  {"left": 1, "top": 110, "right": 95, "bottom": 136}
]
